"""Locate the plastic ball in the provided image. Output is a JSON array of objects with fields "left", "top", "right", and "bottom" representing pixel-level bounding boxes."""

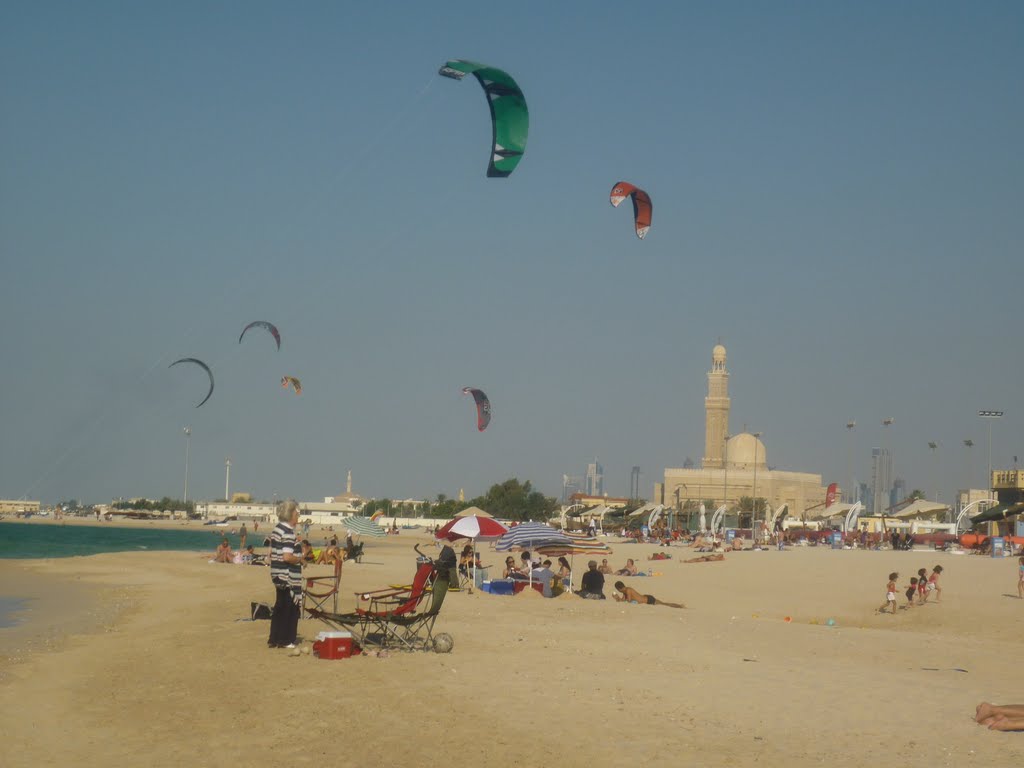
[
  {"left": 784, "top": 616, "right": 792, "bottom": 623},
  {"left": 826, "top": 618, "right": 836, "bottom": 627}
]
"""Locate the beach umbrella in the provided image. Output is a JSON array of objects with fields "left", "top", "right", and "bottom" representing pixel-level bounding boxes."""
[
  {"left": 535, "top": 533, "right": 612, "bottom": 592},
  {"left": 435, "top": 515, "right": 509, "bottom": 586},
  {"left": 435, "top": 515, "right": 508, "bottom": 542},
  {"left": 454, "top": 505, "right": 494, "bottom": 519},
  {"left": 495, "top": 523, "right": 571, "bottom": 589},
  {"left": 342, "top": 515, "right": 386, "bottom": 538},
  {"left": 495, "top": 522, "right": 571, "bottom": 552}
]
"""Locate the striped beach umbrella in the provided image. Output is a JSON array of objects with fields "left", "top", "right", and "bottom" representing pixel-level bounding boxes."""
[
  {"left": 435, "top": 515, "right": 508, "bottom": 542},
  {"left": 535, "top": 533, "right": 612, "bottom": 557},
  {"left": 342, "top": 515, "right": 386, "bottom": 538},
  {"left": 495, "top": 522, "right": 570, "bottom": 552}
]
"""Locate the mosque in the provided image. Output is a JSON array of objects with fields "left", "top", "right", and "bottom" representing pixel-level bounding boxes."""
[{"left": 653, "top": 344, "right": 828, "bottom": 518}]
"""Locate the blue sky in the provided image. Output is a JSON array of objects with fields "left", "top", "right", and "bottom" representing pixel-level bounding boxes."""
[{"left": 2, "top": 2, "right": 1022, "bottom": 506}]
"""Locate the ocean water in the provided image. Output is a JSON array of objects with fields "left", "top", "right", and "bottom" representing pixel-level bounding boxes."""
[{"left": 0, "top": 522, "right": 251, "bottom": 560}]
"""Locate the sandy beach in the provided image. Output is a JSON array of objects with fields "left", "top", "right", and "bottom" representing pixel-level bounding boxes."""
[{"left": 1, "top": 529, "right": 1022, "bottom": 768}]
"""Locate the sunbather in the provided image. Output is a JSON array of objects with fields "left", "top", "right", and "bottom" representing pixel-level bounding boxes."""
[
  {"left": 975, "top": 702, "right": 1024, "bottom": 731},
  {"left": 615, "top": 558, "right": 638, "bottom": 576},
  {"left": 316, "top": 538, "right": 340, "bottom": 565},
  {"left": 685, "top": 553, "right": 725, "bottom": 563},
  {"left": 612, "top": 581, "right": 686, "bottom": 609}
]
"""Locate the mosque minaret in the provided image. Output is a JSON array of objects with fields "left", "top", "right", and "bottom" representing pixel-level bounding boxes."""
[{"left": 702, "top": 344, "right": 730, "bottom": 469}]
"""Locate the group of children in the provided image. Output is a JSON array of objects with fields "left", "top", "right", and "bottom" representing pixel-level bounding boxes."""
[{"left": 880, "top": 565, "right": 943, "bottom": 614}]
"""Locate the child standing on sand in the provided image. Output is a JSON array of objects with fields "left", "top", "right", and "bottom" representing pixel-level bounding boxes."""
[
  {"left": 927, "top": 565, "right": 943, "bottom": 602},
  {"left": 905, "top": 577, "right": 918, "bottom": 608},
  {"left": 879, "top": 572, "right": 898, "bottom": 614},
  {"left": 917, "top": 567, "right": 929, "bottom": 605}
]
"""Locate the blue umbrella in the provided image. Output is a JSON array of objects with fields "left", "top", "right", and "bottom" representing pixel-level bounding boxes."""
[{"left": 495, "top": 522, "right": 570, "bottom": 551}]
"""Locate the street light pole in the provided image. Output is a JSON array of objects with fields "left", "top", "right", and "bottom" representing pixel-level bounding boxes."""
[
  {"left": 723, "top": 433, "right": 731, "bottom": 518},
  {"left": 881, "top": 419, "right": 894, "bottom": 517},
  {"left": 183, "top": 427, "right": 192, "bottom": 506},
  {"left": 751, "top": 432, "right": 763, "bottom": 538},
  {"left": 978, "top": 410, "right": 1004, "bottom": 491},
  {"left": 225, "top": 458, "right": 231, "bottom": 501},
  {"left": 845, "top": 421, "right": 857, "bottom": 503}
]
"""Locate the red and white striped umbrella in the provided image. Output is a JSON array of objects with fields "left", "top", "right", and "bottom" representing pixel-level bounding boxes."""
[{"left": 435, "top": 515, "right": 509, "bottom": 542}]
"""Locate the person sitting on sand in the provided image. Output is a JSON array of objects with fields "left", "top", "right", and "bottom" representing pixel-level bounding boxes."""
[
  {"left": 213, "top": 538, "right": 234, "bottom": 563},
  {"left": 598, "top": 559, "right": 613, "bottom": 574},
  {"left": 615, "top": 558, "right": 638, "bottom": 576},
  {"left": 458, "top": 545, "right": 474, "bottom": 581},
  {"left": 685, "top": 553, "right": 725, "bottom": 563},
  {"left": 556, "top": 557, "right": 572, "bottom": 589},
  {"left": 299, "top": 539, "right": 315, "bottom": 564},
  {"left": 976, "top": 702, "right": 1024, "bottom": 731},
  {"left": 578, "top": 560, "right": 606, "bottom": 599},
  {"left": 531, "top": 560, "right": 556, "bottom": 598},
  {"left": 503, "top": 557, "right": 522, "bottom": 580},
  {"left": 316, "top": 538, "right": 340, "bottom": 565},
  {"left": 612, "top": 581, "right": 686, "bottom": 609}
]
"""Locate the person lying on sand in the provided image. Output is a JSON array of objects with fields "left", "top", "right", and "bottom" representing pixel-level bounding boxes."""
[
  {"left": 684, "top": 553, "right": 724, "bottom": 563},
  {"left": 648, "top": 552, "right": 671, "bottom": 560},
  {"left": 976, "top": 702, "right": 1024, "bottom": 731},
  {"left": 615, "top": 558, "right": 638, "bottom": 576},
  {"left": 612, "top": 581, "right": 685, "bottom": 609}
]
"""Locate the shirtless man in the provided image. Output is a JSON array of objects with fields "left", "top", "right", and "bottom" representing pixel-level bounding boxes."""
[
  {"left": 975, "top": 702, "right": 1024, "bottom": 731},
  {"left": 612, "top": 581, "right": 686, "bottom": 609}
]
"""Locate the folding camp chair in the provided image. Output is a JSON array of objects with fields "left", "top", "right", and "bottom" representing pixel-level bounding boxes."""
[
  {"left": 303, "top": 558, "right": 343, "bottom": 617},
  {"left": 306, "top": 559, "right": 436, "bottom": 650},
  {"left": 373, "top": 569, "right": 453, "bottom": 653}
]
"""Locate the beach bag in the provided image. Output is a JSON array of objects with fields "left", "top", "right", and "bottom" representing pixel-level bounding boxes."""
[{"left": 250, "top": 602, "right": 273, "bottom": 620}]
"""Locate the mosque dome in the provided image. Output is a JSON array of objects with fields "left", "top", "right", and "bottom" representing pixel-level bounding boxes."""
[{"left": 726, "top": 432, "right": 767, "bottom": 469}]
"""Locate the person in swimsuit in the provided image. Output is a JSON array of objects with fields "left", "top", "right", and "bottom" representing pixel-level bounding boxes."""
[
  {"left": 905, "top": 577, "right": 918, "bottom": 608},
  {"left": 928, "top": 565, "right": 943, "bottom": 602},
  {"left": 612, "top": 581, "right": 686, "bottom": 609},
  {"left": 1018, "top": 557, "right": 1024, "bottom": 599},
  {"left": 917, "top": 568, "right": 929, "bottom": 605},
  {"left": 879, "top": 572, "right": 898, "bottom": 614}
]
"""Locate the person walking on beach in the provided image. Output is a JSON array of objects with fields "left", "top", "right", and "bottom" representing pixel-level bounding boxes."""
[
  {"left": 268, "top": 500, "right": 303, "bottom": 649},
  {"left": 928, "top": 565, "right": 943, "bottom": 602},
  {"left": 905, "top": 577, "right": 918, "bottom": 609},
  {"left": 612, "top": 581, "right": 686, "bottom": 609},
  {"left": 879, "top": 572, "right": 898, "bottom": 614},
  {"left": 1018, "top": 556, "right": 1024, "bottom": 599},
  {"left": 239, "top": 523, "right": 247, "bottom": 551},
  {"left": 917, "top": 568, "right": 929, "bottom": 605}
]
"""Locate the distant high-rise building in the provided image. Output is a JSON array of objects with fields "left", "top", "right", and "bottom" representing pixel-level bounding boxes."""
[
  {"left": 561, "top": 474, "right": 582, "bottom": 503},
  {"left": 871, "top": 448, "right": 893, "bottom": 515},
  {"left": 890, "top": 477, "right": 905, "bottom": 510},
  {"left": 586, "top": 460, "right": 604, "bottom": 497},
  {"left": 858, "top": 482, "right": 870, "bottom": 506},
  {"left": 629, "top": 466, "right": 641, "bottom": 500}
]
